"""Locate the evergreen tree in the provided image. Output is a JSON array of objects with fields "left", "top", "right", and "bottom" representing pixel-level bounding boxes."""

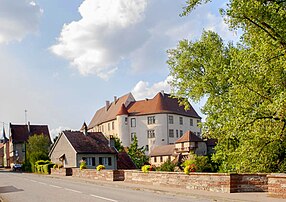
[{"left": 127, "top": 135, "right": 149, "bottom": 168}]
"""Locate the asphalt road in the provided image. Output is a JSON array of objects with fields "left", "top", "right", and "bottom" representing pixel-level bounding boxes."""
[{"left": 0, "top": 171, "right": 211, "bottom": 202}]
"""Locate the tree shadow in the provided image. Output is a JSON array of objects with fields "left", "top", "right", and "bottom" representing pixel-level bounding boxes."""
[{"left": 0, "top": 186, "right": 23, "bottom": 194}]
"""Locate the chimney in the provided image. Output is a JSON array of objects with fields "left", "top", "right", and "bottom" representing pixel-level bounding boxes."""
[
  {"left": 27, "top": 121, "right": 31, "bottom": 133},
  {"left": 161, "top": 90, "right": 164, "bottom": 96},
  {"left": 109, "top": 135, "right": 115, "bottom": 148},
  {"left": 105, "top": 100, "right": 110, "bottom": 111},
  {"left": 83, "top": 122, "right": 88, "bottom": 136},
  {"left": 114, "top": 96, "right": 117, "bottom": 104}
]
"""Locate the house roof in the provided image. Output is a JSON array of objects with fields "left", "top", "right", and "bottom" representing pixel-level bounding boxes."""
[
  {"left": 63, "top": 130, "right": 117, "bottom": 154},
  {"left": 149, "top": 144, "right": 176, "bottom": 157},
  {"left": 127, "top": 92, "right": 200, "bottom": 118},
  {"left": 88, "top": 93, "right": 135, "bottom": 128},
  {"left": 175, "top": 131, "right": 203, "bottom": 143},
  {"left": 206, "top": 138, "right": 217, "bottom": 146},
  {"left": 117, "top": 151, "right": 137, "bottom": 169},
  {"left": 10, "top": 123, "right": 51, "bottom": 144},
  {"left": 88, "top": 92, "right": 201, "bottom": 128}
]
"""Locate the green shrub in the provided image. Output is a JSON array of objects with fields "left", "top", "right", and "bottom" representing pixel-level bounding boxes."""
[
  {"left": 96, "top": 165, "right": 105, "bottom": 171},
  {"left": 184, "top": 164, "right": 197, "bottom": 175},
  {"left": 141, "top": 165, "right": 153, "bottom": 173},
  {"left": 43, "top": 164, "right": 49, "bottom": 174},
  {"left": 157, "top": 159, "right": 176, "bottom": 172},
  {"left": 80, "top": 161, "right": 87, "bottom": 170}
]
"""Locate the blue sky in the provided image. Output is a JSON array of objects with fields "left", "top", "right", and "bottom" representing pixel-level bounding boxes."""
[{"left": 0, "top": 0, "right": 235, "bottom": 138}]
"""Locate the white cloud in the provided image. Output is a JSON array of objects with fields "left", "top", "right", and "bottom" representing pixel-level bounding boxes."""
[
  {"left": 0, "top": 0, "right": 42, "bottom": 44},
  {"left": 51, "top": 0, "right": 235, "bottom": 79},
  {"left": 131, "top": 76, "right": 172, "bottom": 100},
  {"left": 50, "top": 126, "right": 71, "bottom": 140},
  {"left": 51, "top": 0, "right": 148, "bottom": 80}
]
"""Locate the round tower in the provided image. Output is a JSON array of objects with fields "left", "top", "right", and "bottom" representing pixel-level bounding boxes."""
[{"left": 116, "top": 104, "right": 129, "bottom": 147}]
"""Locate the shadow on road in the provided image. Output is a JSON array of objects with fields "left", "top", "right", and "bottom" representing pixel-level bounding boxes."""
[{"left": 0, "top": 186, "right": 23, "bottom": 194}]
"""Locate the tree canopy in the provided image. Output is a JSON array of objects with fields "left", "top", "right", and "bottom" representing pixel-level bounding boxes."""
[
  {"left": 168, "top": 0, "right": 286, "bottom": 172},
  {"left": 127, "top": 135, "right": 149, "bottom": 168}
]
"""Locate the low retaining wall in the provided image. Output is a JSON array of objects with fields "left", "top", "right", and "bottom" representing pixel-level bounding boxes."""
[
  {"left": 268, "top": 173, "right": 286, "bottom": 198},
  {"left": 72, "top": 168, "right": 124, "bottom": 181},
  {"left": 51, "top": 168, "right": 72, "bottom": 176},
  {"left": 124, "top": 171, "right": 267, "bottom": 193}
]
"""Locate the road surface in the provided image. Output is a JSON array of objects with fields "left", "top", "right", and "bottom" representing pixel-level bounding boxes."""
[{"left": 0, "top": 171, "right": 210, "bottom": 202}]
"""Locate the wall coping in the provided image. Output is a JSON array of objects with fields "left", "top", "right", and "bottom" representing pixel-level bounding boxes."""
[{"left": 267, "top": 173, "right": 286, "bottom": 178}]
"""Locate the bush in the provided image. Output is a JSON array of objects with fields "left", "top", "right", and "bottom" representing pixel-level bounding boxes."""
[
  {"left": 184, "top": 164, "right": 197, "bottom": 175},
  {"left": 34, "top": 160, "right": 53, "bottom": 174},
  {"left": 96, "top": 165, "right": 105, "bottom": 171},
  {"left": 141, "top": 165, "right": 154, "bottom": 173},
  {"left": 157, "top": 159, "right": 176, "bottom": 172},
  {"left": 80, "top": 160, "right": 87, "bottom": 170}
]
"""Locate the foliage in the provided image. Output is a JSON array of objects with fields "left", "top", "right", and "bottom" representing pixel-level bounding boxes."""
[
  {"left": 80, "top": 160, "right": 87, "bottom": 170},
  {"left": 141, "top": 165, "right": 153, "bottom": 173},
  {"left": 26, "top": 134, "right": 51, "bottom": 171},
  {"left": 184, "top": 164, "right": 197, "bottom": 175},
  {"left": 168, "top": 0, "right": 286, "bottom": 173},
  {"left": 127, "top": 135, "right": 149, "bottom": 169},
  {"left": 96, "top": 164, "right": 105, "bottom": 171},
  {"left": 156, "top": 159, "right": 176, "bottom": 172},
  {"left": 34, "top": 160, "right": 54, "bottom": 174},
  {"left": 53, "top": 163, "right": 63, "bottom": 169},
  {"left": 114, "top": 136, "right": 124, "bottom": 152}
]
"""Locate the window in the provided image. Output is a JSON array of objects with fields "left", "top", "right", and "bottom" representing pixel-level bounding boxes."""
[
  {"left": 180, "top": 130, "right": 183, "bottom": 137},
  {"left": 131, "top": 132, "right": 136, "bottom": 141},
  {"left": 125, "top": 117, "right": 128, "bottom": 125},
  {"left": 169, "top": 129, "right": 174, "bottom": 138},
  {"left": 160, "top": 156, "right": 163, "bottom": 162},
  {"left": 147, "top": 116, "right": 155, "bottom": 125},
  {"left": 176, "top": 130, "right": 179, "bottom": 138},
  {"left": 147, "top": 130, "right": 155, "bottom": 138},
  {"left": 154, "top": 157, "right": 157, "bottom": 163},
  {"left": 179, "top": 117, "right": 183, "bottom": 125},
  {"left": 112, "top": 121, "right": 114, "bottom": 130},
  {"left": 84, "top": 157, "right": 95, "bottom": 166},
  {"left": 190, "top": 118, "right": 193, "bottom": 126},
  {"left": 168, "top": 115, "right": 174, "bottom": 124},
  {"left": 99, "top": 157, "right": 112, "bottom": 166},
  {"left": 145, "top": 145, "right": 149, "bottom": 151},
  {"left": 108, "top": 123, "right": 110, "bottom": 131},
  {"left": 131, "top": 118, "right": 136, "bottom": 127},
  {"left": 197, "top": 119, "right": 201, "bottom": 126}
]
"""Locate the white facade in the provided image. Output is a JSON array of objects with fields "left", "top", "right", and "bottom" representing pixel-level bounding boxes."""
[{"left": 90, "top": 113, "right": 201, "bottom": 153}]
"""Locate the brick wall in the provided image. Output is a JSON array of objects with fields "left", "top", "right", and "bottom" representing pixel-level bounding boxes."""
[
  {"left": 124, "top": 171, "right": 267, "bottom": 193},
  {"left": 72, "top": 168, "right": 124, "bottom": 181},
  {"left": 230, "top": 174, "right": 268, "bottom": 193},
  {"left": 51, "top": 168, "right": 72, "bottom": 176},
  {"left": 268, "top": 173, "right": 286, "bottom": 198}
]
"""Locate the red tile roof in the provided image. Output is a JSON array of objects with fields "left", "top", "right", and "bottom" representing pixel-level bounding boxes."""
[
  {"left": 88, "top": 93, "right": 135, "bottom": 128},
  {"left": 88, "top": 92, "right": 200, "bottom": 128},
  {"left": 10, "top": 123, "right": 51, "bottom": 144},
  {"left": 117, "top": 151, "right": 137, "bottom": 169},
  {"left": 149, "top": 144, "right": 176, "bottom": 157},
  {"left": 175, "top": 131, "right": 203, "bottom": 143},
  {"left": 127, "top": 92, "right": 200, "bottom": 118},
  {"left": 63, "top": 131, "right": 117, "bottom": 154}
]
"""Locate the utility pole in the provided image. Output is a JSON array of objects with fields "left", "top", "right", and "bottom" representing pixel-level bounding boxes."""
[{"left": 25, "top": 109, "right": 27, "bottom": 124}]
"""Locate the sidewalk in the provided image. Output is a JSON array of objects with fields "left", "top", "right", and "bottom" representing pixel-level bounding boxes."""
[{"left": 41, "top": 173, "right": 285, "bottom": 202}]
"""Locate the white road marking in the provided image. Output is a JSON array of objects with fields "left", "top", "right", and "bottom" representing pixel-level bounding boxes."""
[
  {"left": 49, "top": 185, "right": 62, "bottom": 189},
  {"left": 38, "top": 182, "right": 47, "bottom": 185},
  {"left": 64, "top": 188, "right": 82, "bottom": 194},
  {"left": 90, "top": 194, "right": 118, "bottom": 202}
]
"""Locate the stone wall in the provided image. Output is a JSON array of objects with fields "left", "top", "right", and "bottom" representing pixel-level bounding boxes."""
[
  {"left": 124, "top": 171, "right": 267, "bottom": 193},
  {"left": 72, "top": 168, "right": 124, "bottom": 181},
  {"left": 51, "top": 168, "right": 72, "bottom": 176},
  {"left": 230, "top": 174, "right": 268, "bottom": 193},
  {"left": 268, "top": 173, "right": 286, "bottom": 198}
]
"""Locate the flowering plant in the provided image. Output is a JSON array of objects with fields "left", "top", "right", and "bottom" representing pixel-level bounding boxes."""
[
  {"left": 184, "top": 163, "right": 197, "bottom": 175},
  {"left": 141, "top": 165, "right": 153, "bottom": 173},
  {"left": 80, "top": 160, "right": 87, "bottom": 170},
  {"left": 96, "top": 164, "right": 105, "bottom": 171}
]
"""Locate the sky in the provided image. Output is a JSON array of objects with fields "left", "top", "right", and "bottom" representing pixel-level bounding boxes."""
[{"left": 0, "top": 0, "right": 236, "bottom": 139}]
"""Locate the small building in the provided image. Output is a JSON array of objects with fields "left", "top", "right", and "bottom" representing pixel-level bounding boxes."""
[
  {"left": 8, "top": 122, "right": 51, "bottom": 166},
  {"left": 49, "top": 129, "right": 118, "bottom": 169},
  {"left": 150, "top": 131, "right": 208, "bottom": 166}
]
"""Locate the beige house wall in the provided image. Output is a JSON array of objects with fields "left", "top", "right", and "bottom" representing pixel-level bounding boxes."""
[
  {"left": 150, "top": 155, "right": 176, "bottom": 167},
  {"left": 77, "top": 153, "right": 117, "bottom": 170},
  {"left": 50, "top": 134, "right": 77, "bottom": 168}
]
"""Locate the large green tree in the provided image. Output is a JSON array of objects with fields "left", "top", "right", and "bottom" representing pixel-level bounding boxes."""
[
  {"left": 26, "top": 134, "right": 51, "bottom": 169},
  {"left": 127, "top": 135, "right": 149, "bottom": 169},
  {"left": 168, "top": 0, "right": 286, "bottom": 172}
]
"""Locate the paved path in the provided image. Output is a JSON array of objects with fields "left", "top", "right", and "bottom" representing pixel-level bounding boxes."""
[{"left": 1, "top": 170, "right": 285, "bottom": 202}]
